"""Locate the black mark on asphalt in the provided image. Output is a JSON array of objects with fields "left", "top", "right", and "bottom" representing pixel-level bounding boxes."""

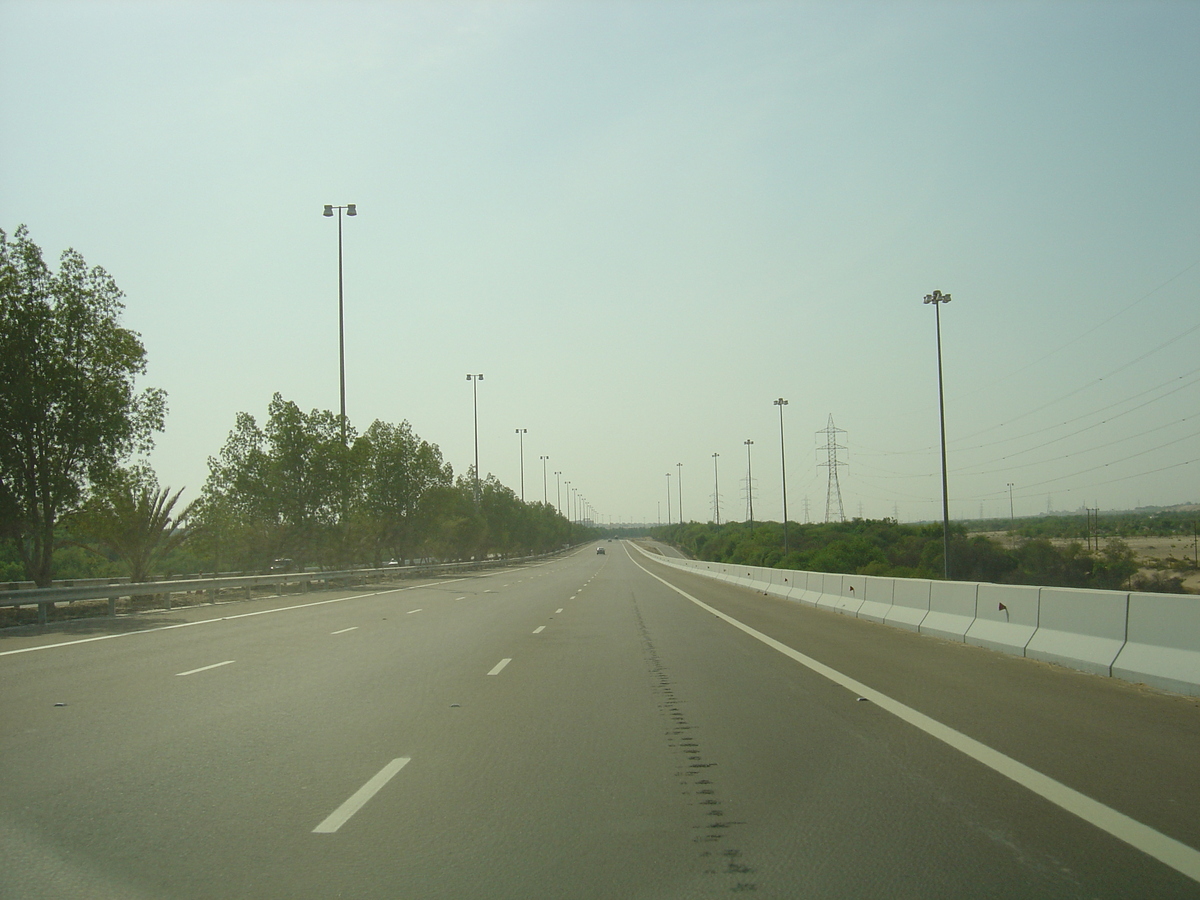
[{"left": 634, "top": 601, "right": 757, "bottom": 894}]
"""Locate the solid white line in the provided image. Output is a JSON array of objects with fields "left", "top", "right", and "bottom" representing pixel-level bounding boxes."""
[
  {"left": 0, "top": 578, "right": 471, "bottom": 657},
  {"left": 532, "top": 625, "right": 545, "bottom": 634},
  {"left": 175, "top": 660, "right": 234, "bottom": 677},
  {"left": 406, "top": 609, "right": 422, "bottom": 614},
  {"left": 330, "top": 627, "right": 358, "bottom": 635},
  {"left": 487, "top": 658, "right": 511, "bottom": 676},
  {"left": 627, "top": 551, "right": 1200, "bottom": 885},
  {"left": 312, "top": 757, "right": 410, "bottom": 834}
]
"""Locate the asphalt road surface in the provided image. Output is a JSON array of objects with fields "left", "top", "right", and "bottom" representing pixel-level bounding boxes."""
[{"left": 2, "top": 541, "right": 1198, "bottom": 899}]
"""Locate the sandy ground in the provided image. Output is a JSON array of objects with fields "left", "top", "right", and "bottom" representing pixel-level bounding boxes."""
[{"left": 973, "top": 531, "right": 1200, "bottom": 593}]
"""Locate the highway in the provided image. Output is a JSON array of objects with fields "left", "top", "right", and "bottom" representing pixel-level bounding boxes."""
[{"left": 2, "top": 541, "right": 1198, "bottom": 899}]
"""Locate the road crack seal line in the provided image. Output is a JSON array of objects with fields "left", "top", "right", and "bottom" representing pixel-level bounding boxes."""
[{"left": 633, "top": 600, "right": 758, "bottom": 893}]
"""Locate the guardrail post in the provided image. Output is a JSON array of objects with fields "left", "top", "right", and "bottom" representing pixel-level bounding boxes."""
[
  {"left": 245, "top": 585, "right": 252, "bottom": 600},
  {"left": 38, "top": 602, "right": 48, "bottom": 626},
  {"left": 109, "top": 597, "right": 117, "bottom": 617},
  {"left": 208, "top": 587, "right": 217, "bottom": 604}
]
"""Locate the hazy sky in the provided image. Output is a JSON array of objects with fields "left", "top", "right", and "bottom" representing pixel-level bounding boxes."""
[{"left": 3, "top": 0, "right": 1197, "bottom": 526}]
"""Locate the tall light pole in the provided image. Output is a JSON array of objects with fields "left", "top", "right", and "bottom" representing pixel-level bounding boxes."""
[
  {"left": 541, "top": 456, "right": 549, "bottom": 505},
  {"left": 712, "top": 452, "right": 721, "bottom": 526},
  {"left": 555, "top": 471, "right": 562, "bottom": 514},
  {"left": 323, "top": 203, "right": 357, "bottom": 445},
  {"left": 774, "top": 398, "right": 789, "bottom": 553},
  {"left": 515, "top": 428, "right": 527, "bottom": 501},
  {"left": 924, "top": 290, "right": 952, "bottom": 579},
  {"left": 676, "top": 462, "right": 683, "bottom": 524},
  {"left": 466, "top": 374, "right": 484, "bottom": 505},
  {"left": 1008, "top": 483, "right": 1015, "bottom": 525},
  {"left": 744, "top": 439, "right": 755, "bottom": 525},
  {"left": 665, "top": 472, "right": 672, "bottom": 526}
]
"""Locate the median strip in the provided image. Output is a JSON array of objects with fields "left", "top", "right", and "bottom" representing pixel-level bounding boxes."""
[{"left": 313, "top": 757, "right": 411, "bottom": 834}]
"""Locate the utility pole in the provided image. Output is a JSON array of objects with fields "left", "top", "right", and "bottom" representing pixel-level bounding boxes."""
[
  {"left": 712, "top": 452, "right": 721, "bottom": 526},
  {"left": 744, "top": 439, "right": 754, "bottom": 525}
]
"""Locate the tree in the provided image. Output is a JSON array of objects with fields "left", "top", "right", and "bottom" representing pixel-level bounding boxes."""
[
  {"left": 69, "top": 466, "right": 197, "bottom": 583},
  {"left": 0, "top": 226, "right": 165, "bottom": 586}
]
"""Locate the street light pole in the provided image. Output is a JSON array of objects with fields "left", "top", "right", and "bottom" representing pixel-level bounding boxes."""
[
  {"left": 322, "top": 203, "right": 357, "bottom": 446},
  {"left": 924, "top": 290, "right": 953, "bottom": 579},
  {"left": 541, "top": 456, "right": 549, "bottom": 505},
  {"left": 1008, "top": 483, "right": 1015, "bottom": 525},
  {"left": 745, "top": 439, "right": 755, "bottom": 525},
  {"left": 676, "top": 462, "right": 683, "bottom": 524},
  {"left": 774, "top": 398, "right": 789, "bottom": 553},
  {"left": 515, "top": 428, "right": 527, "bottom": 501},
  {"left": 555, "top": 471, "right": 562, "bottom": 514},
  {"left": 466, "top": 374, "right": 484, "bottom": 505},
  {"left": 665, "top": 472, "right": 672, "bottom": 526}
]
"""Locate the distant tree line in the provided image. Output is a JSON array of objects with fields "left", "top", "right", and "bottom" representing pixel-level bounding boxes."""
[
  {"left": 1, "top": 226, "right": 591, "bottom": 588},
  {"left": 652, "top": 518, "right": 1189, "bottom": 592},
  {"left": 191, "top": 393, "right": 592, "bottom": 572}
]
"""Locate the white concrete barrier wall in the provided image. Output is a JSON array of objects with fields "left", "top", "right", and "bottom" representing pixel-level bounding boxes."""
[
  {"left": 966, "top": 583, "right": 1040, "bottom": 656},
  {"left": 633, "top": 542, "right": 1198, "bottom": 696},
  {"left": 885, "top": 578, "right": 931, "bottom": 632},
  {"left": 1024, "top": 587, "right": 1128, "bottom": 677},
  {"left": 1112, "top": 592, "right": 1200, "bottom": 696},
  {"left": 920, "top": 581, "right": 979, "bottom": 642},
  {"left": 857, "top": 576, "right": 895, "bottom": 623},
  {"left": 819, "top": 573, "right": 865, "bottom": 616}
]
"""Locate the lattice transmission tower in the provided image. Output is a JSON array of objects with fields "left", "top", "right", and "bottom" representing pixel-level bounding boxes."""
[{"left": 816, "top": 414, "right": 847, "bottom": 523}]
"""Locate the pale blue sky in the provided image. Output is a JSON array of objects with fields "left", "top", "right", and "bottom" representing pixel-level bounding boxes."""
[{"left": 3, "top": 0, "right": 1197, "bottom": 525}]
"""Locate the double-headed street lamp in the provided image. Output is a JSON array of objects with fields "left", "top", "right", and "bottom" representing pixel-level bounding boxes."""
[
  {"left": 774, "top": 398, "right": 789, "bottom": 553},
  {"left": 467, "top": 374, "right": 484, "bottom": 504},
  {"left": 924, "top": 290, "right": 952, "bottom": 578},
  {"left": 541, "top": 456, "right": 549, "bottom": 505},
  {"left": 665, "top": 472, "right": 672, "bottom": 526},
  {"left": 555, "top": 471, "right": 562, "bottom": 513},
  {"left": 676, "top": 462, "right": 683, "bottom": 524},
  {"left": 515, "top": 428, "right": 527, "bottom": 501},
  {"left": 323, "top": 203, "right": 356, "bottom": 445}
]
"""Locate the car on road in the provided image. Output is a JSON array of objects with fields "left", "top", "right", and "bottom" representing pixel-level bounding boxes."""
[{"left": 596, "top": 547, "right": 605, "bottom": 555}]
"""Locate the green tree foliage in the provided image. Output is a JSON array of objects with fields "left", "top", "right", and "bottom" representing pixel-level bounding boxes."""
[
  {"left": 68, "top": 466, "right": 197, "bottom": 583},
  {"left": 193, "top": 396, "right": 594, "bottom": 571},
  {"left": 655, "top": 519, "right": 1162, "bottom": 591},
  {"left": 0, "top": 226, "right": 165, "bottom": 585}
]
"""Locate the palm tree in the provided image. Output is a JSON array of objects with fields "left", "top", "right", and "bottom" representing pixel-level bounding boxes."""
[{"left": 72, "top": 477, "right": 197, "bottom": 583}]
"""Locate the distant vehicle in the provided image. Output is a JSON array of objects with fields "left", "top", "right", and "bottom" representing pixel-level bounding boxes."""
[
  {"left": 383, "top": 559, "right": 400, "bottom": 567},
  {"left": 269, "top": 558, "right": 294, "bottom": 573},
  {"left": 596, "top": 547, "right": 605, "bottom": 555}
]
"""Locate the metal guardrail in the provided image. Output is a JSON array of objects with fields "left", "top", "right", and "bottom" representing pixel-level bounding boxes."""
[{"left": 0, "top": 548, "right": 576, "bottom": 626}]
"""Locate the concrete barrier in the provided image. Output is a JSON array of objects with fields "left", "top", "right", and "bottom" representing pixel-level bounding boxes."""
[
  {"left": 920, "top": 580, "right": 979, "bottom": 642},
  {"left": 1112, "top": 592, "right": 1200, "bottom": 696},
  {"left": 819, "top": 573, "right": 865, "bottom": 616},
  {"left": 856, "top": 576, "right": 895, "bottom": 623},
  {"left": 1025, "top": 587, "right": 1128, "bottom": 677},
  {"left": 885, "top": 577, "right": 931, "bottom": 632},
  {"left": 966, "top": 584, "right": 1040, "bottom": 656}
]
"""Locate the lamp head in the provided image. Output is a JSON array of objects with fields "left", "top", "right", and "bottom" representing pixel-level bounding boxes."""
[
  {"left": 346, "top": 204, "right": 357, "bottom": 216},
  {"left": 323, "top": 205, "right": 334, "bottom": 217}
]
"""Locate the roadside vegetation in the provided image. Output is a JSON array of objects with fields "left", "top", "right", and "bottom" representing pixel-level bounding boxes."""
[
  {"left": 651, "top": 515, "right": 1198, "bottom": 594},
  {"left": 0, "top": 226, "right": 595, "bottom": 592}
]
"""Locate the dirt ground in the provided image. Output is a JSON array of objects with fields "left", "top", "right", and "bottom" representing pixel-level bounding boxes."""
[{"left": 973, "top": 531, "right": 1200, "bottom": 594}]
